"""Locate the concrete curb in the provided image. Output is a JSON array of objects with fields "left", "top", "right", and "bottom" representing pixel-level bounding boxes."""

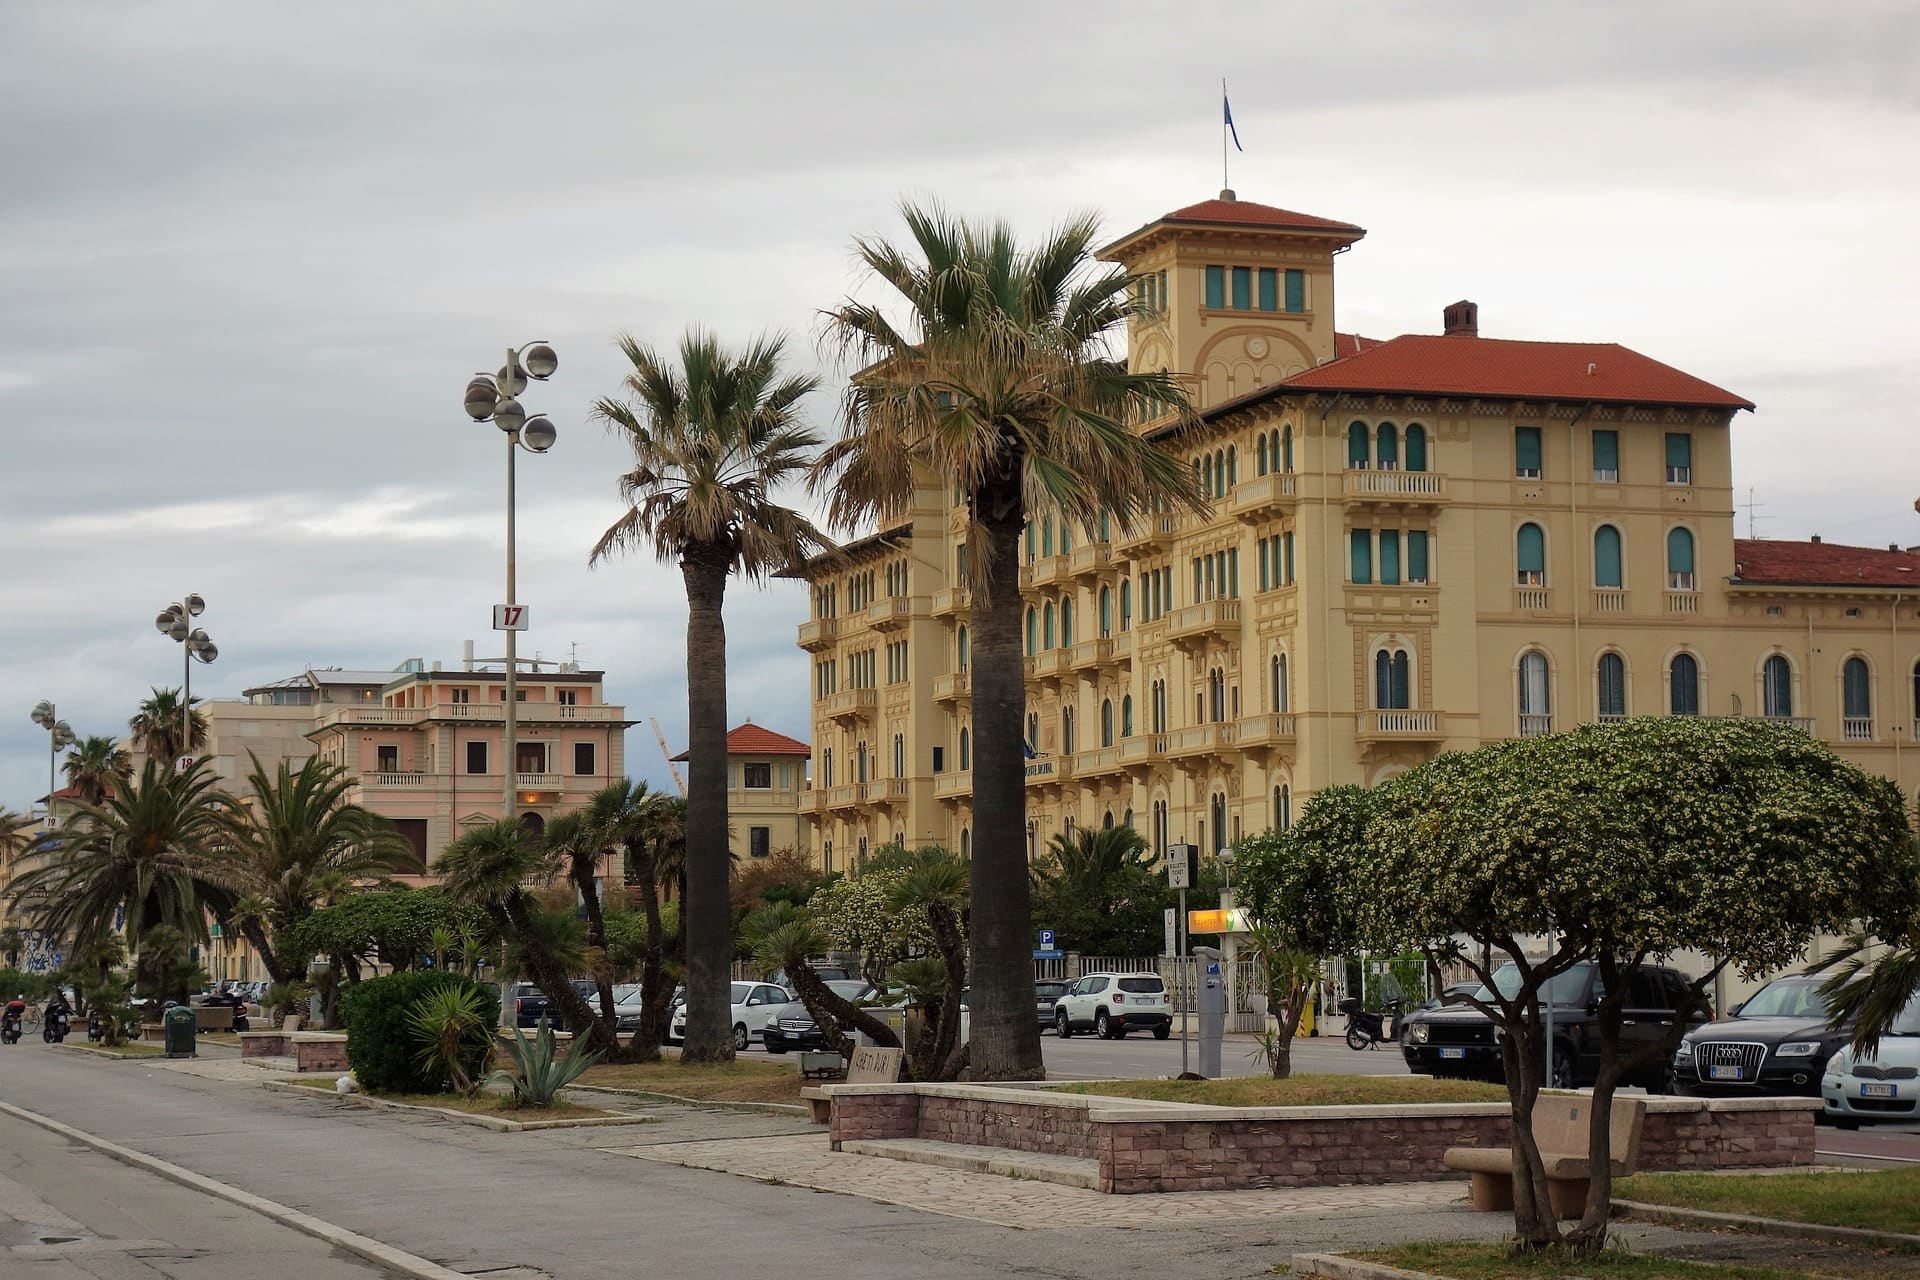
[
  {"left": 57, "top": 1043, "right": 165, "bottom": 1061},
  {"left": 262, "top": 1081, "right": 657, "bottom": 1132},
  {"left": 568, "top": 1083, "right": 810, "bottom": 1118},
  {"left": 0, "top": 1098, "right": 472, "bottom": 1280},
  {"left": 1290, "top": 1252, "right": 1432, "bottom": 1278},
  {"left": 1614, "top": 1198, "right": 1920, "bottom": 1252}
]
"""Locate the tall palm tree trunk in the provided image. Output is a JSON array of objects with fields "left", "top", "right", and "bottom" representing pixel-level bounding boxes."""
[
  {"left": 967, "top": 498, "right": 1044, "bottom": 1079},
  {"left": 238, "top": 919, "right": 292, "bottom": 986},
  {"left": 680, "top": 548, "right": 734, "bottom": 1064},
  {"left": 577, "top": 872, "right": 616, "bottom": 1026},
  {"left": 619, "top": 861, "right": 669, "bottom": 1063}
]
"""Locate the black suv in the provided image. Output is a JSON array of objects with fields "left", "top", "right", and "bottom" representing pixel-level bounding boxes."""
[
  {"left": 1401, "top": 962, "right": 1709, "bottom": 1090},
  {"left": 1670, "top": 974, "right": 1846, "bottom": 1098}
]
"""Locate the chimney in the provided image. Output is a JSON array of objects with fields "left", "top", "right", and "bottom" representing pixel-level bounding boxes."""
[
  {"left": 431, "top": 660, "right": 442, "bottom": 672},
  {"left": 463, "top": 639, "right": 475, "bottom": 671},
  {"left": 1442, "top": 300, "right": 1478, "bottom": 337},
  {"left": 1810, "top": 535, "right": 1822, "bottom": 544}
]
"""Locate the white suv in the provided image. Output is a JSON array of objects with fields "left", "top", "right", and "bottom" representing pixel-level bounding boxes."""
[{"left": 1054, "top": 972, "right": 1172, "bottom": 1040}]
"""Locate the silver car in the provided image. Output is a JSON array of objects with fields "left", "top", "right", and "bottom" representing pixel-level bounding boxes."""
[{"left": 1822, "top": 996, "right": 1920, "bottom": 1128}]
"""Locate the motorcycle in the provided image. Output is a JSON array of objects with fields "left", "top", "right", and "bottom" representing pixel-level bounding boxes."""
[
  {"left": 42, "top": 1008, "right": 71, "bottom": 1044},
  {"left": 1339, "top": 996, "right": 1407, "bottom": 1051},
  {"left": 1, "top": 1009, "right": 21, "bottom": 1045},
  {"left": 87, "top": 1011, "right": 110, "bottom": 1042}
]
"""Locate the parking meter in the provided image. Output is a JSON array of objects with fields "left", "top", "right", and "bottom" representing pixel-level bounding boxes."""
[{"left": 1194, "top": 945, "right": 1226, "bottom": 1078}]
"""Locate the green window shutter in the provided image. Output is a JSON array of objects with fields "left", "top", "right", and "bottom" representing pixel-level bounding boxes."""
[
  {"left": 1041, "top": 519, "right": 1053, "bottom": 557},
  {"left": 1204, "top": 266, "right": 1225, "bottom": 309},
  {"left": 1599, "top": 653, "right": 1626, "bottom": 718},
  {"left": 1378, "top": 531, "right": 1401, "bottom": 585},
  {"left": 1404, "top": 424, "right": 1427, "bottom": 472},
  {"left": 1349, "top": 530, "right": 1372, "bottom": 584},
  {"left": 1670, "top": 654, "right": 1699, "bottom": 716},
  {"left": 1025, "top": 524, "right": 1035, "bottom": 558},
  {"left": 1284, "top": 532, "right": 1295, "bottom": 584},
  {"left": 1258, "top": 540, "right": 1270, "bottom": 591},
  {"left": 1282, "top": 427, "right": 1293, "bottom": 472},
  {"left": 1231, "top": 266, "right": 1251, "bottom": 310},
  {"left": 1665, "top": 432, "right": 1692, "bottom": 469},
  {"left": 1515, "top": 426, "right": 1542, "bottom": 476},
  {"left": 1407, "top": 530, "right": 1429, "bottom": 582},
  {"left": 1347, "top": 422, "right": 1369, "bottom": 468},
  {"left": 1284, "top": 269, "right": 1305, "bottom": 312},
  {"left": 1229, "top": 548, "right": 1240, "bottom": 597},
  {"left": 1666, "top": 527, "right": 1695, "bottom": 574},
  {"left": 1193, "top": 559, "right": 1203, "bottom": 602},
  {"left": 1376, "top": 424, "right": 1398, "bottom": 469},
  {"left": 1594, "top": 526, "right": 1623, "bottom": 588},
  {"left": 1257, "top": 268, "right": 1278, "bottom": 312},
  {"left": 1516, "top": 523, "right": 1545, "bottom": 574},
  {"left": 1592, "top": 429, "right": 1619, "bottom": 476}
]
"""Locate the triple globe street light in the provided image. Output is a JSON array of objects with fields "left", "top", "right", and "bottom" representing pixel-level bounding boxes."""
[
  {"left": 28, "top": 701, "right": 75, "bottom": 822},
  {"left": 154, "top": 594, "right": 217, "bottom": 765}
]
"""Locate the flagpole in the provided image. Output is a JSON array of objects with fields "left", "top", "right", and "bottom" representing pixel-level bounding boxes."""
[{"left": 1222, "top": 78, "right": 1229, "bottom": 190}]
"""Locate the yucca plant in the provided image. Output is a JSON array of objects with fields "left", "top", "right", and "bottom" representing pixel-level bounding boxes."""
[
  {"left": 406, "top": 983, "right": 494, "bottom": 1094},
  {"left": 489, "top": 1018, "right": 602, "bottom": 1107}
]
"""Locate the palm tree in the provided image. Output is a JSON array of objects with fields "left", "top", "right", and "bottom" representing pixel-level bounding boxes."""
[
  {"left": 434, "top": 819, "right": 610, "bottom": 1053},
  {"left": 544, "top": 808, "right": 617, "bottom": 1027},
  {"left": 589, "top": 329, "right": 828, "bottom": 1065},
  {"left": 1036, "top": 825, "right": 1153, "bottom": 896},
  {"left": 128, "top": 688, "right": 208, "bottom": 764},
  {"left": 63, "top": 736, "right": 133, "bottom": 806},
  {"left": 815, "top": 203, "right": 1205, "bottom": 1078},
  {"left": 572, "top": 778, "right": 682, "bottom": 1059},
  {"left": 0, "top": 807, "right": 36, "bottom": 868},
  {"left": 215, "top": 754, "right": 410, "bottom": 986},
  {"left": 7, "top": 759, "right": 233, "bottom": 954}
]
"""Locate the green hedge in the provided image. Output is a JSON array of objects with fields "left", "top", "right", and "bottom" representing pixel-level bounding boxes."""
[{"left": 340, "top": 971, "right": 499, "bottom": 1093}]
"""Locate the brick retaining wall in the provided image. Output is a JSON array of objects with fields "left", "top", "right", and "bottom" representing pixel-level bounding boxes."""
[{"left": 291, "top": 1033, "right": 349, "bottom": 1074}]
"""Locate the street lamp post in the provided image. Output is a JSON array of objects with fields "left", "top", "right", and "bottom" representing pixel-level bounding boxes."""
[
  {"left": 154, "top": 596, "right": 217, "bottom": 764},
  {"left": 28, "top": 702, "right": 75, "bottom": 820},
  {"left": 462, "top": 343, "right": 557, "bottom": 1032}
]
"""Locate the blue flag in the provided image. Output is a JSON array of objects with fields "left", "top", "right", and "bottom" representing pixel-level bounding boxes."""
[
  {"left": 1022, "top": 738, "right": 1037, "bottom": 760},
  {"left": 1224, "top": 93, "right": 1243, "bottom": 152}
]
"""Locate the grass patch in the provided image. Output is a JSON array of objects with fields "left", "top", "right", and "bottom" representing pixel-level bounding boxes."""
[
  {"left": 1055, "top": 1074, "right": 1511, "bottom": 1107},
  {"left": 276, "top": 1077, "right": 609, "bottom": 1119},
  {"left": 1361, "top": 1241, "right": 1814, "bottom": 1279},
  {"left": 69, "top": 1041, "right": 166, "bottom": 1058},
  {"left": 578, "top": 1058, "right": 803, "bottom": 1104},
  {"left": 1616, "top": 1168, "right": 1920, "bottom": 1237}
]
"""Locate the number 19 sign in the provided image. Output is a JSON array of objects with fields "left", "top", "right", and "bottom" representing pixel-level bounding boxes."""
[{"left": 492, "top": 604, "right": 529, "bottom": 631}]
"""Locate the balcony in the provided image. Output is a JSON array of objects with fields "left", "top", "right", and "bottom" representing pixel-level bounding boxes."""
[
  {"left": 1665, "top": 591, "right": 1699, "bottom": 615},
  {"left": 824, "top": 688, "right": 877, "bottom": 723},
  {"left": 1028, "top": 649, "right": 1071, "bottom": 684},
  {"left": 1591, "top": 588, "right": 1628, "bottom": 614},
  {"left": 1762, "top": 714, "right": 1817, "bottom": 735},
  {"left": 1238, "top": 713, "right": 1297, "bottom": 753},
  {"left": 1518, "top": 715, "right": 1554, "bottom": 738},
  {"left": 1168, "top": 599, "right": 1240, "bottom": 646},
  {"left": 319, "top": 706, "right": 426, "bottom": 727},
  {"left": 825, "top": 784, "right": 859, "bottom": 810},
  {"left": 514, "top": 773, "right": 563, "bottom": 791},
  {"left": 1114, "top": 514, "right": 1178, "bottom": 558},
  {"left": 1072, "top": 746, "right": 1122, "bottom": 777},
  {"left": 1068, "top": 542, "right": 1113, "bottom": 580},
  {"left": 1118, "top": 734, "right": 1169, "bottom": 769},
  {"left": 796, "top": 790, "right": 821, "bottom": 815},
  {"left": 1355, "top": 710, "right": 1447, "bottom": 744},
  {"left": 1229, "top": 472, "right": 1298, "bottom": 522},
  {"left": 933, "top": 671, "right": 970, "bottom": 703},
  {"left": 1023, "top": 554, "right": 1069, "bottom": 589},
  {"left": 1024, "top": 756, "right": 1074, "bottom": 787},
  {"left": 434, "top": 702, "right": 623, "bottom": 724},
  {"left": 1343, "top": 469, "right": 1447, "bottom": 507},
  {"left": 930, "top": 587, "right": 970, "bottom": 618},
  {"left": 867, "top": 598, "right": 912, "bottom": 631},
  {"left": 1513, "top": 587, "right": 1551, "bottom": 612},
  {"left": 1069, "top": 637, "right": 1114, "bottom": 672},
  {"left": 798, "top": 618, "right": 839, "bottom": 652},
  {"left": 1166, "top": 721, "right": 1240, "bottom": 759},
  {"left": 933, "top": 771, "right": 972, "bottom": 799},
  {"left": 366, "top": 771, "right": 430, "bottom": 788}
]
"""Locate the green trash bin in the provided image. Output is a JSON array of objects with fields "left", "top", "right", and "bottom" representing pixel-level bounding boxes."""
[{"left": 163, "top": 1003, "right": 197, "bottom": 1059}]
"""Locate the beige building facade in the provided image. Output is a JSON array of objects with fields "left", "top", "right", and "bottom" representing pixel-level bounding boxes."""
[
  {"left": 796, "top": 190, "right": 1920, "bottom": 875},
  {"left": 673, "top": 722, "right": 812, "bottom": 862}
]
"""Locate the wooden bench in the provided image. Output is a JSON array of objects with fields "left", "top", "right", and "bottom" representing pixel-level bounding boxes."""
[{"left": 1444, "top": 1095, "right": 1647, "bottom": 1219}]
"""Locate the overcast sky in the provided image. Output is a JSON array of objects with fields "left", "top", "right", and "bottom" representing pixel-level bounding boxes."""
[{"left": 4, "top": 1, "right": 1917, "bottom": 809}]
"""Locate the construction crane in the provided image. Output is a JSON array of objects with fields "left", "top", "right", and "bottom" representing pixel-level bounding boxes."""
[{"left": 650, "top": 717, "right": 687, "bottom": 797}]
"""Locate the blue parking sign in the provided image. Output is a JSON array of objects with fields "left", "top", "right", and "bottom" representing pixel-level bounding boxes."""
[{"left": 1038, "top": 929, "right": 1055, "bottom": 950}]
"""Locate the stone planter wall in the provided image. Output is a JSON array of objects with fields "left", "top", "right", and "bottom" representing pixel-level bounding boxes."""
[
  {"left": 238, "top": 1031, "right": 289, "bottom": 1058},
  {"left": 291, "top": 1032, "right": 349, "bottom": 1073}
]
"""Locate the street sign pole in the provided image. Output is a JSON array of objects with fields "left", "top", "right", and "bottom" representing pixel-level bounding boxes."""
[{"left": 1167, "top": 842, "right": 1194, "bottom": 1077}]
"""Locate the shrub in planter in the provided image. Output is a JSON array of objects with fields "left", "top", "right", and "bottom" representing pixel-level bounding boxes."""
[{"left": 341, "top": 971, "right": 499, "bottom": 1094}]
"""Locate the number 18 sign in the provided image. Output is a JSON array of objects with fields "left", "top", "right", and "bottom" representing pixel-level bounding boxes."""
[{"left": 492, "top": 604, "right": 529, "bottom": 631}]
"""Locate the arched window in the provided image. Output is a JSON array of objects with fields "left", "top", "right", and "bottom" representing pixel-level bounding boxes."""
[
  {"left": 1041, "top": 517, "right": 1053, "bottom": 557},
  {"left": 822, "top": 749, "right": 833, "bottom": 787},
  {"left": 1122, "top": 694, "right": 1134, "bottom": 737},
  {"left": 1376, "top": 422, "right": 1398, "bottom": 470},
  {"left": 1061, "top": 708, "right": 1075, "bottom": 756},
  {"left": 1282, "top": 425, "right": 1294, "bottom": 473},
  {"left": 1404, "top": 423, "right": 1427, "bottom": 472},
  {"left": 1098, "top": 586, "right": 1112, "bottom": 637},
  {"left": 1843, "top": 657, "right": 1872, "bottom": 735},
  {"left": 1025, "top": 608, "right": 1037, "bottom": 656},
  {"left": 1026, "top": 712, "right": 1039, "bottom": 754},
  {"left": 1374, "top": 648, "right": 1410, "bottom": 710},
  {"left": 1060, "top": 522, "right": 1072, "bottom": 554},
  {"left": 1274, "top": 784, "right": 1291, "bottom": 831},
  {"left": 1208, "top": 668, "right": 1226, "bottom": 723},
  {"left": 959, "top": 828, "right": 970, "bottom": 859},
  {"left": 1151, "top": 680, "right": 1167, "bottom": 733},
  {"left": 1598, "top": 652, "right": 1626, "bottom": 720},
  {"left": 1516, "top": 523, "right": 1546, "bottom": 586},
  {"left": 1256, "top": 433, "right": 1269, "bottom": 476},
  {"left": 1763, "top": 654, "right": 1793, "bottom": 719},
  {"left": 1211, "top": 794, "right": 1228, "bottom": 853},
  {"left": 1124, "top": 807, "right": 1134, "bottom": 832},
  {"left": 1099, "top": 510, "right": 1109, "bottom": 542},
  {"left": 1347, "top": 421, "right": 1369, "bottom": 469},
  {"left": 1119, "top": 580, "right": 1131, "bottom": 631},
  {"left": 893, "top": 734, "right": 905, "bottom": 777},
  {"left": 1101, "top": 699, "right": 1114, "bottom": 747},
  {"left": 958, "top": 727, "right": 970, "bottom": 770},
  {"left": 1519, "top": 651, "right": 1551, "bottom": 733},
  {"left": 1669, "top": 653, "right": 1700, "bottom": 716},
  {"left": 1226, "top": 445, "right": 1237, "bottom": 487},
  {"left": 1102, "top": 809, "right": 1114, "bottom": 830},
  {"left": 1061, "top": 597, "right": 1075, "bottom": 648},
  {"left": 1271, "top": 654, "right": 1290, "bottom": 713},
  {"left": 1594, "top": 526, "right": 1623, "bottom": 589},
  {"left": 855, "top": 740, "right": 869, "bottom": 783},
  {"left": 957, "top": 625, "right": 969, "bottom": 671},
  {"left": 1042, "top": 602, "right": 1055, "bottom": 650},
  {"left": 1666, "top": 527, "right": 1696, "bottom": 591}
]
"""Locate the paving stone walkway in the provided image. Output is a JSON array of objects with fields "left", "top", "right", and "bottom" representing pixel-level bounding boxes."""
[{"left": 614, "top": 1132, "right": 1473, "bottom": 1229}]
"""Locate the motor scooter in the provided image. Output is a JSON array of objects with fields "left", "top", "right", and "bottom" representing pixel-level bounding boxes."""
[
  {"left": 1339, "top": 996, "right": 1407, "bottom": 1050},
  {"left": 0, "top": 1006, "right": 22, "bottom": 1045},
  {"left": 42, "top": 1007, "right": 71, "bottom": 1043}
]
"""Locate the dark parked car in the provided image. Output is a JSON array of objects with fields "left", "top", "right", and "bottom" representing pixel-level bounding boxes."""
[
  {"left": 1401, "top": 962, "right": 1709, "bottom": 1089},
  {"left": 1671, "top": 974, "right": 1846, "bottom": 1098},
  {"left": 510, "top": 981, "right": 598, "bottom": 1029},
  {"left": 1034, "top": 980, "right": 1070, "bottom": 1027},
  {"left": 764, "top": 981, "right": 878, "bottom": 1053}
]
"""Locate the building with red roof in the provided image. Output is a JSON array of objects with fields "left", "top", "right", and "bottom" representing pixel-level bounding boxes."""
[{"left": 673, "top": 721, "right": 811, "bottom": 862}]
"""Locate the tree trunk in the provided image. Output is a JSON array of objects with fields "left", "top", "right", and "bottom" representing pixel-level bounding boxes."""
[
  {"left": 787, "top": 961, "right": 899, "bottom": 1053},
  {"left": 965, "top": 496, "right": 1044, "bottom": 1080},
  {"left": 1500, "top": 1002, "right": 1562, "bottom": 1249},
  {"left": 240, "top": 920, "right": 291, "bottom": 987},
  {"left": 1270, "top": 978, "right": 1312, "bottom": 1080},
  {"left": 618, "top": 846, "right": 669, "bottom": 1064},
  {"left": 504, "top": 890, "right": 613, "bottom": 1055},
  {"left": 925, "top": 899, "right": 968, "bottom": 1082},
  {"left": 679, "top": 548, "right": 735, "bottom": 1065},
  {"left": 576, "top": 867, "right": 617, "bottom": 1028}
]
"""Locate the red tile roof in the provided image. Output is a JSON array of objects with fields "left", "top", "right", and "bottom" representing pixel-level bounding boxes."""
[
  {"left": 1281, "top": 335, "right": 1753, "bottom": 410},
  {"left": 1732, "top": 539, "right": 1920, "bottom": 589},
  {"left": 1334, "top": 332, "right": 1385, "bottom": 358},
  {"left": 670, "top": 722, "right": 811, "bottom": 762},
  {"left": 1160, "top": 197, "right": 1364, "bottom": 235}
]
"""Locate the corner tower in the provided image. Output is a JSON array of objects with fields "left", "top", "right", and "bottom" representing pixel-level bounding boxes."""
[{"left": 1098, "top": 189, "right": 1365, "bottom": 411}]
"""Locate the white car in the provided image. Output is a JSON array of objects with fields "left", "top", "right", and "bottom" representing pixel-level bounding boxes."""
[
  {"left": 1053, "top": 972, "right": 1173, "bottom": 1040},
  {"left": 668, "top": 982, "right": 796, "bottom": 1051},
  {"left": 1822, "top": 997, "right": 1920, "bottom": 1128}
]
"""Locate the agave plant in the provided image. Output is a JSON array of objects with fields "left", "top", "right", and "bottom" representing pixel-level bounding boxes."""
[{"left": 489, "top": 1017, "right": 602, "bottom": 1107}]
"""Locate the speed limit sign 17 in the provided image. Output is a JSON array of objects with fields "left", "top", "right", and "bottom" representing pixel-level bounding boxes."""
[{"left": 492, "top": 604, "right": 530, "bottom": 631}]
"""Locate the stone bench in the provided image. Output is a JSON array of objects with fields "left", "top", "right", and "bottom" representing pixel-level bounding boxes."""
[
  {"left": 291, "top": 1031, "right": 350, "bottom": 1073},
  {"left": 1444, "top": 1095, "right": 1646, "bottom": 1219},
  {"left": 238, "top": 1031, "right": 289, "bottom": 1058}
]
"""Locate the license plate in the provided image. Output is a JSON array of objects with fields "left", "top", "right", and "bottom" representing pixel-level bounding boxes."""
[
  {"left": 1439, "top": 1047, "right": 1466, "bottom": 1060},
  {"left": 1861, "top": 1083, "right": 1897, "bottom": 1098},
  {"left": 1709, "top": 1065, "right": 1744, "bottom": 1080}
]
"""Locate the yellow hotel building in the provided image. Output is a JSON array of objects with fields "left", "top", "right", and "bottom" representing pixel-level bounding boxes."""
[{"left": 795, "top": 190, "right": 1920, "bottom": 873}]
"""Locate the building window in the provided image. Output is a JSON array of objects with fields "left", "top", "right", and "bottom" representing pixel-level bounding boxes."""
[
  {"left": 1211, "top": 794, "right": 1228, "bottom": 853},
  {"left": 958, "top": 728, "right": 970, "bottom": 771},
  {"left": 959, "top": 828, "right": 970, "bottom": 858},
  {"left": 957, "top": 625, "right": 969, "bottom": 671},
  {"left": 1404, "top": 424, "right": 1427, "bottom": 472},
  {"left": 1272, "top": 654, "right": 1289, "bottom": 713},
  {"left": 1516, "top": 523, "right": 1546, "bottom": 587},
  {"left": 1592, "top": 429, "right": 1619, "bottom": 483},
  {"left": 1061, "top": 597, "right": 1074, "bottom": 648},
  {"left": 1594, "top": 525, "right": 1623, "bottom": 589},
  {"left": 1598, "top": 652, "right": 1627, "bottom": 721},
  {"left": 1284, "top": 531, "right": 1296, "bottom": 584},
  {"left": 1204, "top": 265, "right": 1225, "bottom": 309},
  {"left": 1374, "top": 649, "right": 1411, "bottom": 710},
  {"left": 1407, "top": 530, "right": 1429, "bottom": 584},
  {"left": 1043, "top": 602, "right": 1055, "bottom": 650},
  {"left": 1670, "top": 653, "right": 1700, "bottom": 716},
  {"left": 1101, "top": 699, "right": 1114, "bottom": 748},
  {"left": 1518, "top": 651, "right": 1551, "bottom": 735},
  {"left": 574, "top": 742, "right": 597, "bottom": 776},
  {"left": 516, "top": 742, "right": 546, "bottom": 775},
  {"left": 1281, "top": 425, "right": 1294, "bottom": 473},
  {"left": 1376, "top": 423, "right": 1398, "bottom": 470},
  {"left": 1098, "top": 587, "right": 1111, "bottom": 637},
  {"left": 558, "top": 689, "right": 578, "bottom": 706},
  {"left": 749, "top": 827, "right": 771, "bottom": 859},
  {"left": 1231, "top": 265, "right": 1251, "bottom": 310},
  {"left": 1274, "top": 785, "right": 1291, "bottom": 831},
  {"left": 377, "top": 744, "right": 399, "bottom": 773},
  {"left": 743, "top": 761, "right": 771, "bottom": 789},
  {"left": 450, "top": 687, "right": 471, "bottom": 704},
  {"left": 1843, "top": 657, "right": 1872, "bottom": 737},
  {"left": 1347, "top": 421, "right": 1369, "bottom": 469},
  {"left": 1350, "top": 530, "right": 1373, "bottom": 584},
  {"left": 1284, "top": 269, "right": 1305, "bottom": 312},
  {"left": 1665, "top": 432, "right": 1693, "bottom": 484},
  {"left": 1061, "top": 709, "right": 1075, "bottom": 755},
  {"left": 1257, "top": 267, "right": 1278, "bottom": 311},
  {"left": 1378, "top": 530, "right": 1401, "bottom": 585},
  {"left": 465, "top": 741, "right": 487, "bottom": 775},
  {"left": 893, "top": 735, "right": 905, "bottom": 777},
  {"left": 1122, "top": 694, "right": 1134, "bottom": 737},
  {"left": 1150, "top": 680, "right": 1167, "bottom": 734},
  {"left": 1026, "top": 714, "right": 1039, "bottom": 755},
  {"left": 1025, "top": 608, "right": 1037, "bottom": 656},
  {"left": 1515, "top": 426, "right": 1543, "bottom": 478},
  {"left": 1763, "top": 654, "right": 1794, "bottom": 719},
  {"left": 1666, "top": 527, "right": 1696, "bottom": 591}
]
